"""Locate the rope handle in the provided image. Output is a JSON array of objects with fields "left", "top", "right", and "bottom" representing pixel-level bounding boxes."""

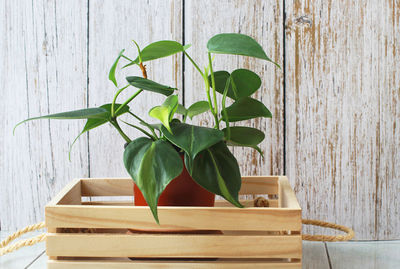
[
  {"left": 254, "top": 196, "right": 355, "bottom": 242},
  {"left": 1, "top": 197, "right": 354, "bottom": 256},
  {"left": 0, "top": 222, "right": 46, "bottom": 256}
]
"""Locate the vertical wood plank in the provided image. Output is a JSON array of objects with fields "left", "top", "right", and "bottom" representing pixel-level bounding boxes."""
[
  {"left": 88, "top": 0, "right": 183, "bottom": 177},
  {"left": 285, "top": 0, "right": 400, "bottom": 239},
  {"left": 184, "top": 0, "right": 284, "bottom": 177},
  {"left": 0, "top": 0, "right": 88, "bottom": 230}
]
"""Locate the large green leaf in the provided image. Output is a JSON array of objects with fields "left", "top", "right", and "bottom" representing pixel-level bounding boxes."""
[
  {"left": 223, "top": 126, "right": 265, "bottom": 155},
  {"left": 149, "top": 95, "right": 178, "bottom": 132},
  {"left": 109, "top": 49, "right": 125, "bottom": 87},
  {"left": 123, "top": 138, "right": 183, "bottom": 223},
  {"left": 189, "top": 141, "right": 243, "bottom": 208},
  {"left": 222, "top": 97, "right": 272, "bottom": 122},
  {"left": 161, "top": 122, "right": 224, "bottom": 171},
  {"left": 14, "top": 107, "right": 110, "bottom": 133},
  {"left": 123, "top": 41, "right": 190, "bottom": 68},
  {"left": 126, "top": 76, "right": 176, "bottom": 96},
  {"left": 187, "top": 101, "right": 210, "bottom": 119},
  {"left": 209, "top": 69, "right": 261, "bottom": 100}
]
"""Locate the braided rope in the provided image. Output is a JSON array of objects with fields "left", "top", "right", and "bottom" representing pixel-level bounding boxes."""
[
  {"left": 0, "top": 222, "right": 46, "bottom": 256},
  {"left": 254, "top": 197, "right": 355, "bottom": 242}
]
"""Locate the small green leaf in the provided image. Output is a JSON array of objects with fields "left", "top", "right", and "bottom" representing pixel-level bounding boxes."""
[
  {"left": 223, "top": 126, "right": 265, "bottom": 156},
  {"left": 207, "top": 33, "right": 279, "bottom": 67},
  {"left": 124, "top": 41, "right": 189, "bottom": 68},
  {"left": 161, "top": 122, "right": 224, "bottom": 171},
  {"left": 109, "top": 49, "right": 125, "bottom": 87},
  {"left": 175, "top": 104, "right": 188, "bottom": 116},
  {"left": 222, "top": 97, "right": 272, "bottom": 122},
  {"left": 209, "top": 69, "right": 261, "bottom": 100},
  {"left": 149, "top": 95, "right": 178, "bottom": 132},
  {"left": 190, "top": 141, "right": 243, "bottom": 208},
  {"left": 124, "top": 138, "right": 183, "bottom": 223},
  {"left": 187, "top": 101, "right": 210, "bottom": 119},
  {"left": 126, "top": 76, "right": 176, "bottom": 96}
]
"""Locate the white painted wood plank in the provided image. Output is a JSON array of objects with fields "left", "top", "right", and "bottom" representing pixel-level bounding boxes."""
[
  {"left": 184, "top": 0, "right": 284, "bottom": 177},
  {"left": 0, "top": 0, "right": 89, "bottom": 230},
  {"left": 302, "top": 241, "right": 330, "bottom": 269},
  {"left": 87, "top": 0, "right": 183, "bottom": 178},
  {"left": 327, "top": 241, "right": 400, "bottom": 269},
  {"left": 285, "top": 0, "right": 400, "bottom": 240},
  {"left": 0, "top": 231, "right": 45, "bottom": 269}
]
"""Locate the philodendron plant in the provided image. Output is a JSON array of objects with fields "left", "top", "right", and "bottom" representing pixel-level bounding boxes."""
[{"left": 15, "top": 33, "right": 279, "bottom": 223}]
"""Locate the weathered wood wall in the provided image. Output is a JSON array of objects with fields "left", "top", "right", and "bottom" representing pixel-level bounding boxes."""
[{"left": 1, "top": 0, "right": 399, "bottom": 240}]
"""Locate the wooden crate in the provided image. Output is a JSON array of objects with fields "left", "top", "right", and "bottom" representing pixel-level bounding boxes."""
[{"left": 45, "top": 176, "right": 302, "bottom": 268}]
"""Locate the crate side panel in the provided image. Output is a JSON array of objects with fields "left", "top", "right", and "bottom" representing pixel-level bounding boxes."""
[
  {"left": 46, "top": 234, "right": 302, "bottom": 258},
  {"left": 46, "top": 206, "right": 301, "bottom": 231}
]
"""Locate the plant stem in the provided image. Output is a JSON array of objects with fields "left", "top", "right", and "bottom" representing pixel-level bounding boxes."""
[
  {"left": 208, "top": 52, "right": 219, "bottom": 129},
  {"left": 114, "top": 89, "right": 143, "bottom": 115},
  {"left": 202, "top": 70, "right": 218, "bottom": 127},
  {"left": 121, "top": 120, "right": 156, "bottom": 140},
  {"left": 110, "top": 120, "right": 131, "bottom": 143},
  {"left": 121, "top": 54, "right": 133, "bottom": 61},
  {"left": 222, "top": 78, "right": 231, "bottom": 140},
  {"left": 111, "top": 85, "right": 130, "bottom": 117},
  {"left": 184, "top": 51, "right": 204, "bottom": 77},
  {"left": 139, "top": 62, "right": 147, "bottom": 78},
  {"left": 128, "top": 111, "right": 158, "bottom": 138}
]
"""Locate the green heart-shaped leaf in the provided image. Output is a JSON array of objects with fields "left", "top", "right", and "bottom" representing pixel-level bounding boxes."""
[
  {"left": 109, "top": 49, "right": 125, "bottom": 87},
  {"left": 126, "top": 76, "right": 176, "bottom": 96},
  {"left": 207, "top": 33, "right": 279, "bottom": 67},
  {"left": 209, "top": 69, "right": 261, "bottom": 100},
  {"left": 222, "top": 97, "right": 272, "bottom": 122},
  {"left": 223, "top": 126, "right": 265, "bottom": 156},
  {"left": 149, "top": 95, "right": 178, "bottom": 132},
  {"left": 175, "top": 104, "right": 188, "bottom": 116},
  {"left": 189, "top": 141, "right": 243, "bottom": 208},
  {"left": 187, "top": 101, "right": 210, "bottom": 119},
  {"left": 123, "top": 41, "right": 190, "bottom": 68},
  {"left": 161, "top": 122, "right": 224, "bottom": 171},
  {"left": 124, "top": 138, "right": 183, "bottom": 223}
]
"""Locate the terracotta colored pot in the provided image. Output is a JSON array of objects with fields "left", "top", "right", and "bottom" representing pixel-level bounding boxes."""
[{"left": 133, "top": 155, "right": 215, "bottom": 207}]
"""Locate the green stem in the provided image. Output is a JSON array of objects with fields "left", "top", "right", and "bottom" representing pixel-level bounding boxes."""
[
  {"left": 110, "top": 120, "right": 131, "bottom": 143},
  {"left": 208, "top": 52, "right": 219, "bottom": 129},
  {"left": 128, "top": 111, "right": 158, "bottom": 138},
  {"left": 222, "top": 78, "right": 231, "bottom": 140},
  {"left": 121, "top": 54, "right": 133, "bottom": 62},
  {"left": 184, "top": 51, "right": 204, "bottom": 77},
  {"left": 115, "top": 89, "right": 143, "bottom": 115},
  {"left": 121, "top": 120, "right": 156, "bottom": 140},
  {"left": 111, "top": 85, "right": 130, "bottom": 117},
  {"left": 202, "top": 71, "right": 218, "bottom": 127}
]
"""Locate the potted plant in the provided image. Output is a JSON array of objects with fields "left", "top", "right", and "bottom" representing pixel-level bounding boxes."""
[{"left": 15, "top": 33, "right": 279, "bottom": 223}]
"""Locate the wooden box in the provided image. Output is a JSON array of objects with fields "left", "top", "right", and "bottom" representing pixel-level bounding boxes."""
[{"left": 45, "top": 176, "right": 302, "bottom": 268}]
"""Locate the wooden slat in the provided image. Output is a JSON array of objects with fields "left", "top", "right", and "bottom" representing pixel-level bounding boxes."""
[
  {"left": 279, "top": 177, "right": 301, "bottom": 209},
  {"left": 81, "top": 178, "right": 133, "bottom": 196},
  {"left": 46, "top": 205, "right": 301, "bottom": 231},
  {"left": 48, "top": 259, "right": 301, "bottom": 269},
  {"left": 80, "top": 177, "right": 279, "bottom": 196},
  {"left": 46, "top": 233, "right": 302, "bottom": 258},
  {"left": 47, "top": 179, "right": 81, "bottom": 206}
]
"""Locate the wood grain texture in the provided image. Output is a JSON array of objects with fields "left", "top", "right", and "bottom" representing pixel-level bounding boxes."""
[
  {"left": 87, "top": 0, "right": 183, "bottom": 177},
  {"left": 285, "top": 0, "right": 400, "bottom": 240},
  {"left": 183, "top": 0, "right": 284, "bottom": 177},
  {"left": 0, "top": 0, "right": 89, "bottom": 230}
]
